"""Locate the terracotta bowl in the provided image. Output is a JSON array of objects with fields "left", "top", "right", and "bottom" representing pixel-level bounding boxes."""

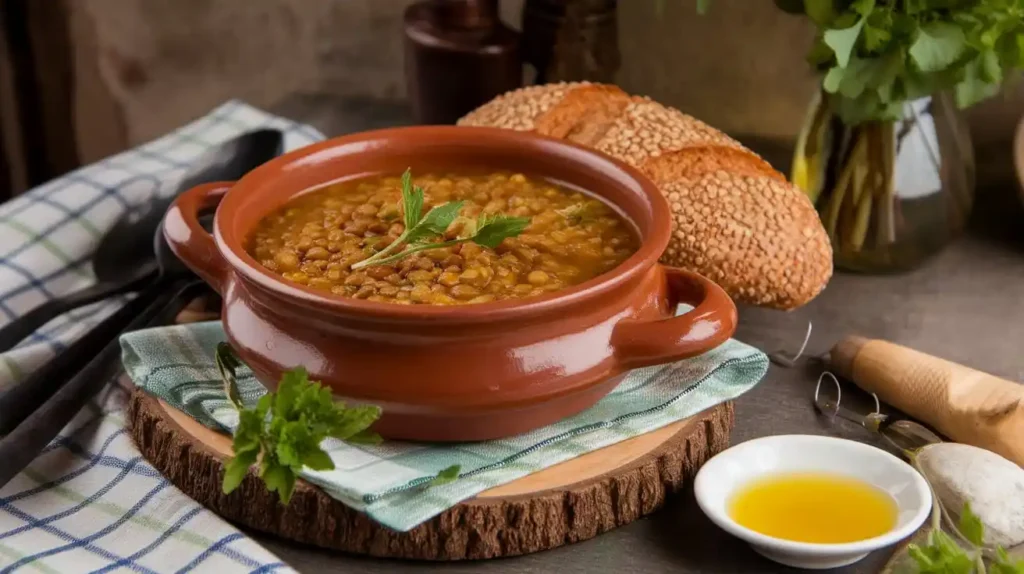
[{"left": 163, "top": 126, "right": 737, "bottom": 442}]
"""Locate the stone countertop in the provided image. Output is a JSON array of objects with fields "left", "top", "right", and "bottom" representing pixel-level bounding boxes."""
[{"left": 255, "top": 94, "right": 1024, "bottom": 573}]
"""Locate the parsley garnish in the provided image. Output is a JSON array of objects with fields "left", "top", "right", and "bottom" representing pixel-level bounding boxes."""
[
  {"left": 216, "top": 343, "right": 382, "bottom": 504},
  {"left": 350, "top": 169, "right": 530, "bottom": 270},
  {"left": 215, "top": 344, "right": 464, "bottom": 504}
]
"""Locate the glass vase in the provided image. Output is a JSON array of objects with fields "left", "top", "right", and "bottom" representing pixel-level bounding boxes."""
[{"left": 792, "top": 91, "right": 975, "bottom": 273}]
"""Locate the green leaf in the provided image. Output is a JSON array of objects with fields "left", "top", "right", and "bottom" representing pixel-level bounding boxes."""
[
  {"left": 344, "top": 429, "right": 384, "bottom": 445},
  {"left": 274, "top": 367, "right": 308, "bottom": 420},
  {"left": 803, "top": 0, "right": 836, "bottom": 27},
  {"left": 903, "top": 0, "right": 930, "bottom": 16},
  {"left": 255, "top": 393, "right": 272, "bottom": 420},
  {"left": 980, "top": 49, "right": 1003, "bottom": 83},
  {"left": 429, "top": 465, "right": 461, "bottom": 486},
  {"left": 858, "top": 50, "right": 903, "bottom": 90},
  {"left": 824, "top": 18, "right": 866, "bottom": 68},
  {"left": 262, "top": 462, "right": 297, "bottom": 504},
  {"left": 823, "top": 66, "right": 846, "bottom": 92},
  {"left": 400, "top": 168, "right": 423, "bottom": 230},
  {"left": 955, "top": 55, "right": 1002, "bottom": 107},
  {"left": 990, "top": 560, "right": 1024, "bottom": 574},
  {"left": 991, "top": 547, "right": 1024, "bottom": 574},
  {"left": 909, "top": 22, "right": 967, "bottom": 73},
  {"left": 405, "top": 201, "right": 464, "bottom": 244},
  {"left": 471, "top": 215, "right": 532, "bottom": 249},
  {"left": 301, "top": 449, "right": 335, "bottom": 472},
  {"left": 329, "top": 404, "right": 383, "bottom": 441},
  {"left": 222, "top": 449, "right": 258, "bottom": 494},
  {"left": 232, "top": 408, "right": 264, "bottom": 455},
  {"left": 863, "top": 26, "right": 891, "bottom": 53},
  {"left": 890, "top": 12, "right": 919, "bottom": 38},
  {"left": 907, "top": 529, "right": 976, "bottom": 574},
  {"left": 957, "top": 502, "right": 985, "bottom": 547},
  {"left": 217, "top": 351, "right": 385, "bottom": 504},
  {"left": 836, "top": 57, "right": 870, "bottom": 98},
  {"left": 850, "top": 0, "right": 874, "bottom": 17},
  {"left": 695, "top": 0, "right": 712, "bottom": 15},
  {"left": 291, "top": 383, "right": 336, "bottom": 432},
  {"left": 862, "top": 10, "right": 893, "bottom": 53},
  {"left": 275, "top": 421, "right": 311, "bottom": 468}
]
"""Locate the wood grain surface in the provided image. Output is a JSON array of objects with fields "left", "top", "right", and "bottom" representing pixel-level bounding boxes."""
[{"left": 128, "top": 391, "right": 733, "bottom": 560}]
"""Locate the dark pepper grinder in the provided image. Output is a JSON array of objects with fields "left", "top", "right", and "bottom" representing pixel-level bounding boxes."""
[{"left": 403, "top": 0, "right": 522, "bottom": 125}]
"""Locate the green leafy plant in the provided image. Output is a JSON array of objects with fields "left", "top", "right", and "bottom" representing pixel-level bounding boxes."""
[
  {"left": 217, "top": 343, "right": 383, "bottom": 504},
  {"left": 695, "top": 0, "right": 1024, "bottom": 124},
  {"left": 350, "top": 169, "right": 531, "bottom": 270},
  {"left": 906, "top": 503, "right": 1023, "bottom": 573},
  {"left": 216, "top": 344, "right": 463, "bottom": 504},
  {"left": 895, "top": 445, "right": 1024, "bottom": 574}
]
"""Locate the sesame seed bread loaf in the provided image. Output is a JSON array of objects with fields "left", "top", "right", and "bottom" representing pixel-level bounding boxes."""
[{"left": 459, "top": 82, "right": 832, "bottom": 310}]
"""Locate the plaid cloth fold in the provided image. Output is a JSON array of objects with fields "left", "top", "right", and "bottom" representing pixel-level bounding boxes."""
[
  {"left": 0, "top": 101, "right": 324, "bottom": 573},
  {"left": 121, "top": 318, "right": 768, "bottom": 532}
]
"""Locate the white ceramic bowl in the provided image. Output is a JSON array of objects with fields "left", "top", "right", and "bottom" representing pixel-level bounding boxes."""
[{"left": 694, "top": 435, "right": 932, "bottom": 570}]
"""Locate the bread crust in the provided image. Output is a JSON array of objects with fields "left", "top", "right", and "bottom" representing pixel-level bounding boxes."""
[
  {"left": 534, "top": 84, "right": 631, "bottom": 145},
  {"left": 458, "top": 83, "right": 832, "bottom": 310}
]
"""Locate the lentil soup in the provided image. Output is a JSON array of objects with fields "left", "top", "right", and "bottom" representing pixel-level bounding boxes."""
[{"left": 247, "top": 171, "right": 639, "bottom": 305}]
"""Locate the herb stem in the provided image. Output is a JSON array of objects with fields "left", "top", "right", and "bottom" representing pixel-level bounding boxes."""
[
  {"left": 368, "top": 233, "right": 408, "bottom": 261},
  {"left": 351, "top": 230, "right": 414, "bottom": 270},
  {"left": 353, "top": 238, "right": 467, "bottom": 269}
]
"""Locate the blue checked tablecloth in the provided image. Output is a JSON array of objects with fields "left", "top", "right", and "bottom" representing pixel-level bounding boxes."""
[
  {"left": 121, "top": 319, "right": 768, "bottom": 533},
  {"left": 0, "top": 101, "right": 323, "bottom": 573}
]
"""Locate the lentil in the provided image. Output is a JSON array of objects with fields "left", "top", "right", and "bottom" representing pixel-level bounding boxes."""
[{"left": 248, "top": 171, "right": 639, "bottom": 305}]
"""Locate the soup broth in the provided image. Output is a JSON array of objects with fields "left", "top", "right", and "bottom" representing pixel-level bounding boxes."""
[{"left": 247, "top": 171, "right": 639, "bottom": 305}]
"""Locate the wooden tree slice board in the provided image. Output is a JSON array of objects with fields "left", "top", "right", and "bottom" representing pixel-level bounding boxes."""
[{"left": 128, "top": 388, "right": 734, "bottom": 560}]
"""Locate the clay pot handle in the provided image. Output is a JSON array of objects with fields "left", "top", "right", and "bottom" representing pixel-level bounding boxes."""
[
  {"left": 163, "top": 182, "right": 233, "bottom": 295},
  {"left": 611, "top": 266, "right": 737, "bottom": 369}
]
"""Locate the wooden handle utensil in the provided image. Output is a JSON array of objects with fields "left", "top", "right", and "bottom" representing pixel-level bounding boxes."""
[{"left": 829, "top": 336, "right": 1024, "bottom": 466}]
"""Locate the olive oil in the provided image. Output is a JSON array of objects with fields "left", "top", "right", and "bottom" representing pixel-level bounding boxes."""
[{"left": 728, "top": 472, "right": 898, "bottom": 544}]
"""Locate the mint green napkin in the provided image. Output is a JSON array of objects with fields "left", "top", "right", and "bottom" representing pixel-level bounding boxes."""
[{"left": 120, "top": 315, "right": 767, "bottom": 532}]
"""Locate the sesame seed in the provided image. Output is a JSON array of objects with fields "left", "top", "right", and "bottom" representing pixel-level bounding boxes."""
[{"left": 458, "top": 83, "right": 833, "bottom": 309}]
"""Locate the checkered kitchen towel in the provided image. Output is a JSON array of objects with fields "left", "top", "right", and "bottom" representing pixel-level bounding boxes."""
[
  {"left": 121, "top": 318, "right": 768, "bottom": 533},
  {"left": 0, "top": 101, "right": 323, "bottom": 573}
]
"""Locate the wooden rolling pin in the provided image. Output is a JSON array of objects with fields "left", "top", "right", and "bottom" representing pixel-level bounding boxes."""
[{"left": 829, "top": 336, "right": 1024, "bottom": 466}]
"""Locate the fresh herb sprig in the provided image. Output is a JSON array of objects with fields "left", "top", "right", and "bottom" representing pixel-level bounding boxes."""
[
  {"left": 894, "top": 445, "right": 1024, "bottom": 574},
  {"left": 217, "top": 343, "right": 382, "bottom": 504},
  {"left": 907, "top": 502, "right": 1023, "bottom": 574},
  {"left": 216, "top": 344, "right": 464, "bottom": 504},
  {"left": 692, "top": 0, "right": 1024, "bottom": 124},
  {"left": 350, "top": 169, "right": 531, "bottom": 270}
]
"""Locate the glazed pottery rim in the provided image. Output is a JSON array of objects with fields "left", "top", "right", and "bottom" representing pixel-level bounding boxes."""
[
  {"left": 213, "top": 125, "right": 673, "bottom": 322},
  {"left": 693, "top": 434, "right": 933, "bottom": 556}
]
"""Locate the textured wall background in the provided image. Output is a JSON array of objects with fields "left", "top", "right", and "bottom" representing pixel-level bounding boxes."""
[{"left": 69, "top": 0, "right": 1022, "bottom": 168}]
